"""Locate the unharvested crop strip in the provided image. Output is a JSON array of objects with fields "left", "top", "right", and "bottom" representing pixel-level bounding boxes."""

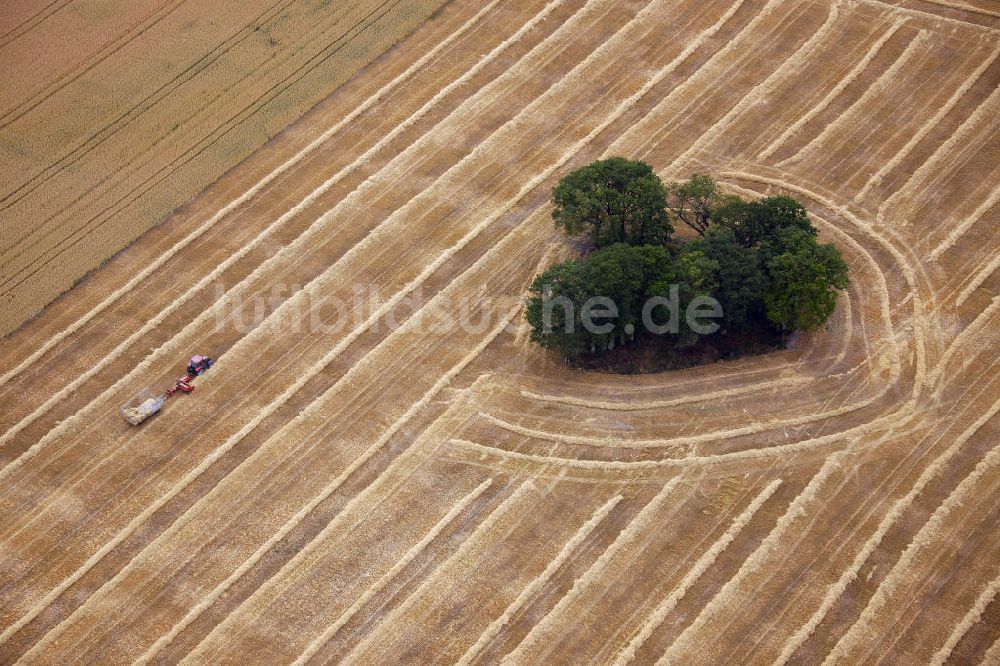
[
  {"left": 615, "top": 479, "right": 782, "bottom": 665},
  {"left": 0, "top": 0, "right": 507, "bottom": 390},
  {"left": 774, "top": 395, "right": 1000, "bottom": 665},
  {"left": 503, "top": 476, "right": 686, "bottom": 663},
  {"left": 290, "top": 478, "right": 494, "bottom": 665},
  {"left": 0, "top": 0, "right": 189, "bottom": 133},
  {"left": 779, "top": 28, "right": 930, "bottom": 165},
  {"left": 0, "top": 0, "right": 445, "bottom": 292},
  {"left": 0, "top": 0, "right": 301, "bottom": 225},
  {"left": 0, "top": 0, "right": 410, "bottom": 290},
  {"left": 455, "top": 493, "right": 623, "bottom": 665},
  {"left": 758, "top": 20, "right": 903, "bottom": 160},
  {"left": 823, "top": 444, "right": 1000, "bottom": 664},
  {"left": 856, "top": 45, "right": 1000, "bottom": 201},
  {"left": 0, "top": 0, "right": 74, "bottom": 48}
]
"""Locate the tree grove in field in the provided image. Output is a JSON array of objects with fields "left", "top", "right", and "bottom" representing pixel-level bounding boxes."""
[{"left": 528, "top": 160, "right": 849, "bottom": 369}]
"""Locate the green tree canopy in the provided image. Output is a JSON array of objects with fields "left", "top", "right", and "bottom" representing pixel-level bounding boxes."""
[
  {"left": 715, "top": 195, "right": 815, "bottom": 248},
  {"left": 552, "top": 157, "right": 672, "bottom": 248},
  {"left": 648, "top": 245, "right": 720, "bottom": 346},
  {"left": 526, "top": 244, "right": 673, "bottom": 355},
  {"left": 664, "top": 174, "right": 737, "bottom": 235},
  {"left": 532, "top": 163, "right": 850, "bottom": 364},
  {"left": 686, "top": 226, "right": 766, "bottom": 330},
  {"left": 762, "top": 227, "right": 849, "bottom": 332}
]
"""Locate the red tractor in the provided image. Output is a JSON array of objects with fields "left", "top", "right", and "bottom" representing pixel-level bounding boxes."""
[{"left": 122, "top": 355, "right": 213, "bottom": 425}]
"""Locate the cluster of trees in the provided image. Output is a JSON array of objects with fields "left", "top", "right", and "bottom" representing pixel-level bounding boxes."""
[{"left": 526, "top": 158, "right": 849, "bottom": 360}]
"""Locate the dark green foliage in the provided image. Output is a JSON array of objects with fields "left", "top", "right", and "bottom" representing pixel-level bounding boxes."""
[
  {"left": 648, "top": 245, "right": 721, "bottom": 346},
  {"left": 525, "top": 244, "right": 673, "bottom": 356},
  {"left": 685, "top": 227, "right": 766, "bottom": 330},
  {"left": 551, "top": 157, "right": 673, "bottom": 248},
  {"left": 664, "top": 173, "right": 739, "bottom": 235},
  {"left": 534, "top": 161, "right": 850, "bottom": 367},
  {"left": 524, "top": 259, "right": 592, "bottom": 357},
  {"left": 714, "top": 195, "right": 815, "bottom": 248},
  {"left": 761, "top": 227, "right": 850, "bottom": 332}
]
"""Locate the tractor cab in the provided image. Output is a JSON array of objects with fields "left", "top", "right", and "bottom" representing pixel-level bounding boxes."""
[{"left": 187, "top": 355, "right": 213, "bottom": 376}]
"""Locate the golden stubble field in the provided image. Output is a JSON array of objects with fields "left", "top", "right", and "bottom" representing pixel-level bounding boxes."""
[
  {"left": 0, "top": 0, "right": 998, "bottom": 663},
  {"left": 0, "top": 0, "right": 449, "bottom": 337}
]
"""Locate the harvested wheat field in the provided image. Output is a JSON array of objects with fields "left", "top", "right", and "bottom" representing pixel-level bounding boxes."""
[
  {"left": 0, "top": 0, "right": 450, "bottom": 337},
  {"left": 1, "top": 0, "right": 999, "bottom": 663}
]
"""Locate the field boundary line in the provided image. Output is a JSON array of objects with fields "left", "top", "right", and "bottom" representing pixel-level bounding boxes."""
[
  {"left": 758, "top": 19, "right": 903, "bottom": 160},
  {"left": 615, "top": 479, "right": 782, "bottom": 665},
  {"left": 856, "top": 45, "right": 1000, "bottom": 201},
  {"left": 290, "top": 478, "right": 494, "bottom": 665},
  {"left": 503, "top": 476, "right": 688, "bottom": 663},
  {"left": 774, "top": 394, "right": 1000, "bottom": 664},
  {"left": 0, "top": 0, "right": 507, "bottom": 389},
  {"left": 822, "top": 441, "right": 1000, "bottom": 664},
  {"left": 455, "top": 493, "right": 624, "bottom": 666}
]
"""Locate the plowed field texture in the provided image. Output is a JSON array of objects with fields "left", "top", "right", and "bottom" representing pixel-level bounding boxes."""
[{"left": 1, "top": 0, "right": 999, "bottom": 663}]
